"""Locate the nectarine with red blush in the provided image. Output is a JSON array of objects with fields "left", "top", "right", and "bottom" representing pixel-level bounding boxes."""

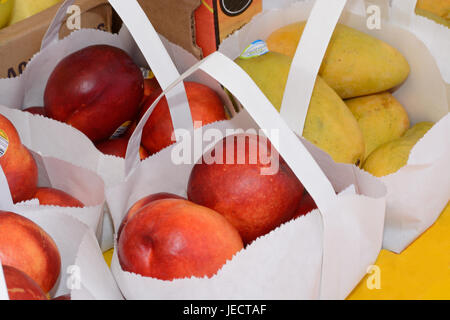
[
  {"left": 140, "top": 82, "right": 227, "bottom": 154},
  {"left": 117, "top": 192, "right": 184, "bottom": 241},
  {"left": 187, "top": 134, "right": 304, "bottom": 244},
  {"left": 0, "top": 211, "right": 61, "bottom": 293},
  {"left": 0, "top": 114, "right": 38, "bottom": 203},
  {"left": 2, "top": 265, "right": 47, "bottom": 300},
  {"left": 44, "top": 45, "right": 144, "bottom": 142},
  {"left": 33, "top": 187, "right": 84, "bottom": 208},
  {"left": 118, "top": 199, "right": 243, "bottom": 280}
]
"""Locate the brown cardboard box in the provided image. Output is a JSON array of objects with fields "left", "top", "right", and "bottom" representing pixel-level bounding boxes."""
[
  {"left": 0, "top": 0, "right": 112, "bottom": 78},
  {"left": 133, "top": 0, "right": 262, "bottom": 59}
]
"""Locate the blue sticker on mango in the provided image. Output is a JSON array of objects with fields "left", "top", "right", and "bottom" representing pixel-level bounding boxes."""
[{"left": 239, "top": 40, "right": 269, "bottom": 59}]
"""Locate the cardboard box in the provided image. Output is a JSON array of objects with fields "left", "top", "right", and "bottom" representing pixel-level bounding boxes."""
[
  {"left": 0, "top": 0, "right": 112, "bottom": 78},
  {"left": 135, "top": 0, "right": 262, "bottom": 59}
]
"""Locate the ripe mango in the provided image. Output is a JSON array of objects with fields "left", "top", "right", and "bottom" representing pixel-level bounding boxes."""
[
  {"left": 266, "top": 22, "right": 410, "bottom": 99},
  {"left": 416, "top": 0, "right": 450, "bottom": 27},
  {"left": 363, "top": 122, "right": 434, "bottom": 177},
  {"left": 235, "top": 51, "right": 365, "bottom": 166},
  {"left": 8, "top": 0, "right": 61, "bottom": 26},
  {"left": 0, "top": 0, "right": 14, "bottom": 28},
  {"left": 346, "top": 92, "right": 410, "bottom": 161}
]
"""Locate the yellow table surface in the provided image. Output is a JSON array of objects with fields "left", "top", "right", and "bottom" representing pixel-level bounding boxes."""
[
  {"left": 348, "top": 202, "right": 450, "bottom": 300},
  {"left": 103, "top": 202, "right": 450, "bottom": 300}
]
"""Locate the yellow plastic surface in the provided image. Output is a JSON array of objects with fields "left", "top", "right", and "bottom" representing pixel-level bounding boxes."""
[{"left": 348, "top": 202, "right": 450, "bottom": 300}]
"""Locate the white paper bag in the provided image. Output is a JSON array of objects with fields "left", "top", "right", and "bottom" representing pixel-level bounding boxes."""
[
  {"left": 0, "top": 113, "right": 106, "bottom": 240},
  {"left": 215, "top": 0, "right": 449, "bottom": 254},
  {"left": 104, "top": 0, "right": 386, "bottom": 300},
  {"left": 0, "top": 170, "right": 122, "bottom": 300}
]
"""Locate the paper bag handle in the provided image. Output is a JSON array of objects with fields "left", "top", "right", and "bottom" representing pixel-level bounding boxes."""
[
  {"left": 0, "top": 259, "right": 9, "bottom": 301},
  {"left": 126, "top": 52, "right": 338, "bottom": 212},
  {"left": 41, "top": 0, "right": 76, "bottom": 51},
  {"left": 279, "top": 0, "right": 347, "bottom": 134},
  {"left": 108, "top": 0, "right": 193, "bottom": 135}
]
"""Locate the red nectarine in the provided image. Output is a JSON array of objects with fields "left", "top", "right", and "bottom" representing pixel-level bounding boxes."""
[
  {"left": 140, "top": 82, "right": 227, "bottom": 154},
  {"left": 33, "top": 187, "right": 84, "bottom": 208},
  {"left": 2, "top": 265, "right": 47, "bottom": 300},
  {"left": 117, "top": 192, "right": 184, "bottom": 241},
  {"left": 118, "top": 199, "right": 243, "bottom": 280},
  {"left": 44, "top": 45, "right": 144, "bottom": 142},
  {"left": 0, "top": 211, "right": 61, "bottom": 293},
  {"left": 187, "top": 134, "right": 304, "bottom": 244},
  {"left": 0, "top": 114, "right": 38, "bottom": 203}
]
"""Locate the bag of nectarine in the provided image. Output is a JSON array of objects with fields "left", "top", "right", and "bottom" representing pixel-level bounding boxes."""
[
  {"left": 0, "top": 170, "right": 122, "bottom": 300},
  {"left": 0, "top": 111, "right": 108, "bottom": 243},
  {"left": 103, "top": 0, "right": 387, "bottom": 300},
  {"left": 213, "top": 0, "right": 449, "bottom": 254}
]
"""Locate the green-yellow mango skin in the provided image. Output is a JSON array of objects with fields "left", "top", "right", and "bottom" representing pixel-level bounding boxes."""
[
  {"left": 363, "top": 122, "right": 434, "bottom": 177},
  {"left": 346, "top": 92, "right": 410, "bottom": 161},
  {"left": 266, "top": 22, "right": 411, "bottom": 99},
  {"left": 235, "top": 51, "right": 365, "bottom": 166}
]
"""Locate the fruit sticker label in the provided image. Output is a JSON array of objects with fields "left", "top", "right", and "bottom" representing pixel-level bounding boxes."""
[
  {"left": 239, "top": 40, "right": 269, "bottom": 59},
  {"left": 0, "top": 129, "right": 9, "bottom": 158},
  {"left": 140, "top": 68, "right": 155, "bottom": 80},
  {"left": 111, "top": 121, "right": 132, "bottom": 139}
]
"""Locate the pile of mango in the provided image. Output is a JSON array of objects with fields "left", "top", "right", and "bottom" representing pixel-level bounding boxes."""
[
  {"left": 235, "top": 22, "right": 434, "bottom": 177},
  {"left": 0, "top": 0, "right": 61, "bottom": 29}
]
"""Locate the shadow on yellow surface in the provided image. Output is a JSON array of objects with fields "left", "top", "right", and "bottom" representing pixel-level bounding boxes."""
[{"left": 348, "top": 202, "right": 450, "bottom": 300}]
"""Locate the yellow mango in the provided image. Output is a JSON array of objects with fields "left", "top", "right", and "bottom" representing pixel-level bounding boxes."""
[
  {"left": 0, "top": 0, "right": 13, "bottom": 28},
  {"left": 346, "top": 92, "right": 410, "bottom": 161},
  {"left": 363, "top": 122, "right": 434, "bottom": 177},
  {"left": 8, "top": 0, "right": 61, "bottom": 25},
  {"left": 235, "top": 51, "right": 365, "bottom": 166},
  {"left": 266, "top": 22, "right": 410, "bottom": 99},
  {"left": 416, "top": 0, "right": 450, "bottom": 27}
]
